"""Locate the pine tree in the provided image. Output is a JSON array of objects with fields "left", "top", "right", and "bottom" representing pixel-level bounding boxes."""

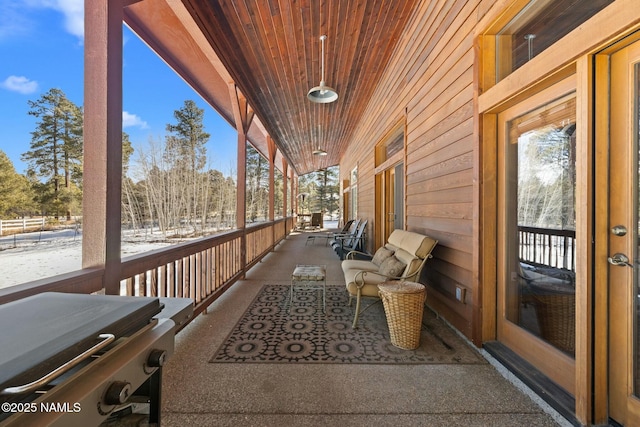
[
  {"left": 298, "top": 166, "right": 339, "bottom": 219},
  {"left": 0, "top": 151, "right": 37, "bottom": 218},
  {"left": 165, "top": 100, "right": 210, "bottom": 233},
  {"left": 21, "top": 88, "right": 83, "bottom": 220}
]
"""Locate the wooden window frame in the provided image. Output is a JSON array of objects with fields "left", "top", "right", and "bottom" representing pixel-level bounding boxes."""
[{"left": 475, "top": 1, "right": 640, "bottom": 424}]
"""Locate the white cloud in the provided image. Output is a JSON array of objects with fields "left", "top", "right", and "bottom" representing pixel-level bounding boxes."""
[
  {"left": 26, "top": 0, "right": 84, "bottom": 40},
  {"left": 1, "top": 75, "right": 39, "bottom": 94},
  {"left": 55, "top": 0, "right": 84, "bottom": 40},
  {"left": 123, "top": 111, "right": 148, "bottom": 129}
]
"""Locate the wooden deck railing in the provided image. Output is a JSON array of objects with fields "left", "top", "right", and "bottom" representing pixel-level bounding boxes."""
[
  {"left": 120, "top": 217, "right": 292, "bottom": 319},
  {"left": 119, "top": 229, "right": 243, "bottom": 301},
  {"left": 0, "top": 217, "right": 295, "bottom": 323},
  {"left": 518, "top": 226, "right": 576, "bottom": 272}
]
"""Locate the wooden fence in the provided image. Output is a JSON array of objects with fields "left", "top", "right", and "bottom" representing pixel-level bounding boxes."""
[{"left": 0, "top": 218, "right": 46, "bottom": 236}]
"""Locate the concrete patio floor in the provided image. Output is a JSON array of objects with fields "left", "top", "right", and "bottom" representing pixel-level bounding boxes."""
[{"left": 161, "top": 229, "right": 570, "bottom": 426}]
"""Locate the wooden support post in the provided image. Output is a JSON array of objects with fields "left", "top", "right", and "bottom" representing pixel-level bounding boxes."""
[
  {"left": 282, "top": 159, "right": 288, "bottom": 217},
  {"left": 229, "top": 84, "right": 254, "bottom": 276},
  {"left": 267, "top": 136, "right": 276, "bottom": 222},
  {"left": 83, "top": 0, "right": 124, "bottom": 294},
  {"left": 292, "top": 171, "right": 298, "bottom": 218}
]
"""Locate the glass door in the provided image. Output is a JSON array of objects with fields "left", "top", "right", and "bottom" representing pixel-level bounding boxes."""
[
  {"left": 376, "top": 162, "right": 404, "bottom": 246},
  {"left": 497, "top": 76, "right": 577, "bottom": 394},
  {"left": 393, "top": 163, "right": 404, "bottom": 231},
  {"left": 608, "top": 39, "right": 640, "bottom": 427}
]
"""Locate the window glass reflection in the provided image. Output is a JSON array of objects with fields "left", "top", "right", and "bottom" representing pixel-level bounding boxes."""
[
  {"left": 496, "top": 0, "right": 613, "bottom": 82},
  {"left": 506, "top": 94, "right": 576, "bottom": 356}
]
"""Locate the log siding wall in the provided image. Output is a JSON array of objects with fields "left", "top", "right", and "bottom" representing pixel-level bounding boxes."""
[{"left": 340, "top": 0, "right": 494, "bottom": 342}]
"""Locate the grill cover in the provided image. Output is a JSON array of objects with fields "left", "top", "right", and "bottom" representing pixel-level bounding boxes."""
[{"left": 0, "top": 292, "right": 161, "bottom": 394}]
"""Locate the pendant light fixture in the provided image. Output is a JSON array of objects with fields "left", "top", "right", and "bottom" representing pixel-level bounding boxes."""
[
  {"left": 308, "top": 35, "right": 338, "bottom": 103},
  {"left": 312, "top": 124, "right": 328, "bottom": 156}
]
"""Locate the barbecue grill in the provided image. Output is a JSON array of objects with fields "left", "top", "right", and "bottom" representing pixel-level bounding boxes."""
[{"left": 0, "top": 292, "right": 192, "bottom": 426}]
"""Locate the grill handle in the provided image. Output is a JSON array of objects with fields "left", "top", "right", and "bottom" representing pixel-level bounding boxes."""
[{"left": 0, "top": 333, "right": 116, "bottom": 396}]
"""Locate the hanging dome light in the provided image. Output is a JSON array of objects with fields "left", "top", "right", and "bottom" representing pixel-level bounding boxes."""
[
  {"left": 312, "top": 124, "right": 328, "bottom": 155},
  {"left": 308, "top": 35, "right": 338, "bottom": 103}
]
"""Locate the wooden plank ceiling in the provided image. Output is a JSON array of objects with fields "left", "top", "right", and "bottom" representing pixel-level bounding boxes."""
[{"left": 125, "top": 0, "right": 418, "bottom": 175}]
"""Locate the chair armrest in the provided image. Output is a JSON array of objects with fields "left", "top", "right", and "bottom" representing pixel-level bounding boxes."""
[
  {"left": 345, "top": 250, "right": 372, "bottom": 260},
  {"left": 354, "top": 270, "right": 415, "bottom": 288},
  {"left": 333, "top": 234, "right": 354, "bottom": 240}
]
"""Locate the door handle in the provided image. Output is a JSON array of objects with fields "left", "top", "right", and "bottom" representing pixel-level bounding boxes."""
[
  {"left": 611, "top": 225, "right": 628, "bottom": 236},
  {"left": 608, "top": 253, "right": 634, "bottom": 268}
]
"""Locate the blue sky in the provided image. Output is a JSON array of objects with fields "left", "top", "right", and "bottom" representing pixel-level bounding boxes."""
[{"left": 0, "top": 0, "right": 238, "bottom": 177}]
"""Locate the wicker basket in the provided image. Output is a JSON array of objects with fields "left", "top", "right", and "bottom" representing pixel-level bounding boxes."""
[
  {"left": 531, "top": 292, "right": 575, "bottom": 355},
  {"left": 378, "top": 281, "right": 426, "bottom": 350}
]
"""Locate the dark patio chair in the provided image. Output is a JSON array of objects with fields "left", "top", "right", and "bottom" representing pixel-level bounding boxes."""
[
  {"left": 328, "top": 219, "right": 361, "bottom": 251},
  {"left": 331, "top": 220, "right": 367, "bottom": 260},
  {"left": 310, "top": 212, "right": 323, "bottom": 229},
  {"left": 306, "top": 219, "right": 356, "bottom": 246}
]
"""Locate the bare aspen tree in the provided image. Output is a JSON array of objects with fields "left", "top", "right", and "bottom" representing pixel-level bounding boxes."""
[{"left": 165, "top": 100, "right": 210, "bottom": 235}]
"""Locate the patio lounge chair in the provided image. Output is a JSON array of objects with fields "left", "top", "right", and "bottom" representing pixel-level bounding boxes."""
[
  {"left": 310, "top": 212, "right": 323, "bottom": 229},
  {"left": 306, "top": 219, "right": 355, "bottom": 246},
  {"left": 341, "top": 229, "right": 437, "bottom": 328},
  {"left": 331, "top": 220, "right": 367, "bottom": 260},
  {"left": 324, "top": 219, "right": 360, "bottom": 248}
]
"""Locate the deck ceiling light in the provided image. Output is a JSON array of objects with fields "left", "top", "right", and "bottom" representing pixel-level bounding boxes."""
[
  {"left": 313, "top": 124, "right": 328, "bottom": 155},
  {"left": 308, "top": 35, "right": 338, "bottom": 103}
]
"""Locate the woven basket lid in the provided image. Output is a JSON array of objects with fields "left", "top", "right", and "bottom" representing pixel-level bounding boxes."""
[{"left": 378, "top": 281, "right": 425, "bottom": 294}]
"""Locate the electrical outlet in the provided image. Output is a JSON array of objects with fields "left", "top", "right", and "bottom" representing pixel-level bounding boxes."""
[{"left": 455, "top": 286, "right": 466, "bottom": 303}]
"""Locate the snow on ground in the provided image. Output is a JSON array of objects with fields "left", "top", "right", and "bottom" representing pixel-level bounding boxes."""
[
  {"left": 0, "top": 229, "right": 173, "bottom": 290},
  {"left": 0, "top": 221, "right": 340, "bottom": 290}
]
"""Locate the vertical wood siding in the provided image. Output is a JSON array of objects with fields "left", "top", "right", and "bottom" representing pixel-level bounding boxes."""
[{"left": 340, "top": 0, "right": 493, "bottom": 342}]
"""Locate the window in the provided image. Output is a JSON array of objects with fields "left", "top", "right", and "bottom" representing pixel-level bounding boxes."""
[
  {"left": 493, "top": 0, "right": 612, "bottom": 82},
  {"left": 350, "top": 166, "right": 358, "bottom": 219},
  {"left": 502, "top": 92, "right": 577, "bottom": 356},
  {"left": 375, "top": 125, "right": 404, "bottom": 167}
]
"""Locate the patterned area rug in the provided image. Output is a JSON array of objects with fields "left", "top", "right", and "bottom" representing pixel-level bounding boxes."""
[{"left": 210, "top": 284, "right": 485, "bottom": 364}]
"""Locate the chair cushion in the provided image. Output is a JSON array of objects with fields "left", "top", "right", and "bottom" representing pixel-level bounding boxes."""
[
  {"left": 387, "top": 230, "right": 405, "bottom": 248},
  {"left": 292, "top": 265, "right": 325, "bottom": 280},
  {"left": 404, "top": 258, "right": 423, "bottom": 280},
  {"left": 406, "top": 234, "right": 436, "bottom": 259},
  {"left": 389, "top": 248, "right": 419, "bottom": 278},
  {"left": 344, "top": 270, "right": 389, "bottom": 297},
  {"left": 393, "top": 248, "right": 416, "bottom": 266},
  {"left": 341, "top": 260, "right": 377, "bottom": 274},
  {"left": 377, "top": 256, "right": 406, "bottom": 278},
  {"left": 385, "top": 243, "right": 398, "bottom": 252},
  {"left": 371, "top": 247, "right": 395, "bottom": 266},
  {"left": 386, "top": 229, "right": 437, "bottom": 258}
]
